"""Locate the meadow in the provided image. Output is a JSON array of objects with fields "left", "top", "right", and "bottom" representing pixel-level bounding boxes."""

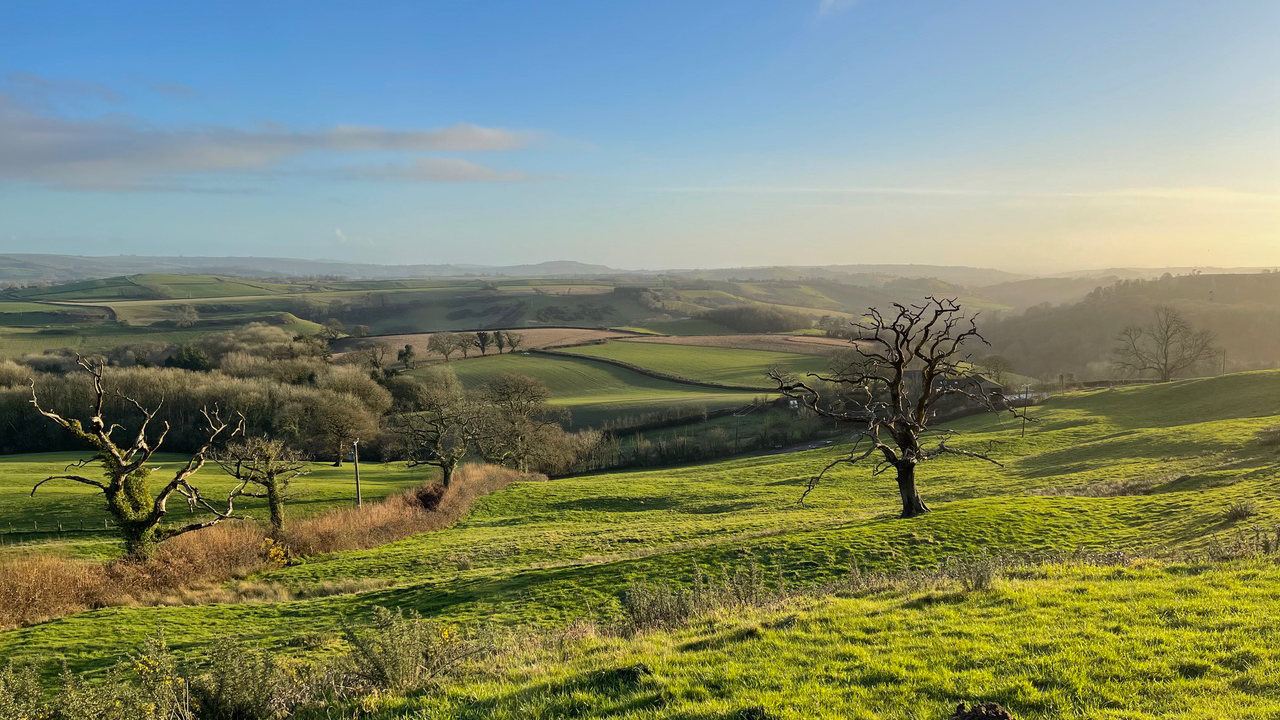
[
  {"left": 2, "top": 369, "right": 1277, "bottom": 718},
  {"left": 419, "top": 352, "right": 767, "bottom": 428},
  {"left": 555, "top": 340, "right": 832, "bottom": 388}
]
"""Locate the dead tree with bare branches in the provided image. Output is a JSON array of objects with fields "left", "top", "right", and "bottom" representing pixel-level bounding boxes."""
[
  {"left": 29, "top": 358, "right": 245, "bottom": 557},
  {"left": 770, "top": 297, "right": 1025, "bottom": 518}
]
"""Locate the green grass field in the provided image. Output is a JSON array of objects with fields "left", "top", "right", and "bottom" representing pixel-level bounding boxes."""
[
  {"left": 2, "top": 369, "right": 1279, "bottom": 710},
  {"left": 557, "top": 341, "right": 831, "bottom": 388},
  {"left": 0, "top": 455, "right": 433, "bottom": 559},
  {"left": 423, "top": 353, "right": 766, "bottom": 428}
]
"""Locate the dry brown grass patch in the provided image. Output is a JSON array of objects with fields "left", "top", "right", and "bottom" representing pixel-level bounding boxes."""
[{"left": 0, "top": 463, "right": 531, "bottom": 628}]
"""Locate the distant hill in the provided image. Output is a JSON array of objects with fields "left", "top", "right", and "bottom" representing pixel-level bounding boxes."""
[
  {"left": 673, "top": 263, "right": 1028, "bottom": 287},
  {"left": 0, "top": 254, "right": 625, "bottom": 284},
  {"left": 984, "top": 272, "right": 1280, "bottom": 380}
]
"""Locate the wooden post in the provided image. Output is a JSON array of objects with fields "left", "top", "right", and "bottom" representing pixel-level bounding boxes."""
[{"left": 353, "top": 438, "right": 363, "bottom": 507}]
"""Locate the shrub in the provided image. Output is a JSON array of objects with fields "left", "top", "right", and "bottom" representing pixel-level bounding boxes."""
[
  {"left": 190, "top": 638, "right": 306, "bottom": 720},
  {"left": 341, "top": 607, "right": 472, "bottom": 693}
]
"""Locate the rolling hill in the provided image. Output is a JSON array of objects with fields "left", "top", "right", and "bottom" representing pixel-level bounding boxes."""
[{"left": 4, "top": 368, "right": 1279, "bottom": 715}]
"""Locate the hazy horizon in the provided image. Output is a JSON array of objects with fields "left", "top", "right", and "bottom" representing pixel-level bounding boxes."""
[{"left": 3, "top": 1, "right": 1277, "bottom": 270}]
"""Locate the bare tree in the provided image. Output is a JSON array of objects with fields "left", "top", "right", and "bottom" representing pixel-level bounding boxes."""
[
  {"left": 29, "top": 358, "right": 244, "bottom": 557},
  {"left": 358, "top": 340, "right": 392, "bottom": 374},
  {"left": 312, "top": 400, "right": 378, "bottom": 467},
  {"left": 1113, "top": 306, "right": 1217, "bottom": 382},
  {"left": 977, "top": 355, "right": 1013, "bottom": 386},
  {"left": 476, "top": 373, "right": 566, "bottom": 471},
  {"left": 427, "top": 331, "right": 461, "bottom": 362},
  {"left": 493, "top": 331, "right": 507, "bottom": 354},
  {"left": 771, "top": 298, "right": 1023, "bottom": 518},
  {"left": 503, "top": 332, "right": 524, "bottom": 353},
  {"left": 475, "top": 331, "right": 493, "bottom": 355},
  {"left": 457, "top": 333, "right": 479, "bottom": 359},
  {"left": 393, "top": 367, "right": 482, "bottom": 486},
  {"left": 214, "top": 437, "right": 309, "bottom": 539}
]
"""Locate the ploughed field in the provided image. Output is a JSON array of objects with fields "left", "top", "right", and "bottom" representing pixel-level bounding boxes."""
[{"left": 3, "top": 371, "right": 1280, "bottom": 717}]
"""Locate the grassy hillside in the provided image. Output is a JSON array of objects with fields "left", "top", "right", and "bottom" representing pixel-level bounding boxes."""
[
  {"left": 3, "top": 369, "right": 1279, "bottom": 692},
  {"left": 556, "top": 340, "right": 830, "bottom": 388},
  {"left": 374, "top": 560, "right": 1280, "bottom": 719},
  {"left": 421, "top": 353, "right": 765, "bottom": 428}
]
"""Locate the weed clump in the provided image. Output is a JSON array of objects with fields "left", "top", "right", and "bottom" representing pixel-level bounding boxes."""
[
  {"left": 1223, "top": 500, "right": 1259, "bottom": 522},
  {"left": 951, "top": 702, "right": 1017, "bottom": 719}
]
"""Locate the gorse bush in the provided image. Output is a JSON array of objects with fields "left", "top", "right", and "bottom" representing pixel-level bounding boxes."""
[{"left": 341, "top": 607, "right": 475, "bottom": 694}]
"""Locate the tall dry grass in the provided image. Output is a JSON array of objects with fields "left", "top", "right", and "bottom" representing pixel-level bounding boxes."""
[{"left": 0, "top": 463, "right": 532, "bottom": 629}]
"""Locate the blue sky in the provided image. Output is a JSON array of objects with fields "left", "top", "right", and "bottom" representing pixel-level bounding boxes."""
[{"left": 1, "top": 1, "right": 1277, "bottom": 271}]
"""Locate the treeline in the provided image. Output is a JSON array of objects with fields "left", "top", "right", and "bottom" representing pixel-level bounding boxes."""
[
  {"left": 983, "top": 273, "right": 1280, "bottom": 379},
  {"left": 700, "top": 304, "right": 813, "bottom": 333},
  {"left": 0, "top": 324, "right": 594, "bottom": 478}
]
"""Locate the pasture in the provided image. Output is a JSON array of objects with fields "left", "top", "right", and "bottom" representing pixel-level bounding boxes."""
[
  {"left": 3, "top": 369, "right": 1279, "bottom": 701},
  {"left": 556, "top": 340, "right": 832, "bottom": 387},
  {"left": 417, "top": 352, "right": 766, "bottom": 428}
]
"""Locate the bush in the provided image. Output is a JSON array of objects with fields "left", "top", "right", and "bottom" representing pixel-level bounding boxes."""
[{"left": 341, "top": 607, "right": 471, "bottom": 693}]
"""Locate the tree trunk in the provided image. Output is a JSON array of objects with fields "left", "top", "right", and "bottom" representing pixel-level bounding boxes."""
[
  {"left": 896, "top": 463, "right": 929, "bottom": 518},
  {"left": 266, "top": 483, "right": 285, "bottom": 539},
  {"left": 441, "top": 460, "right": 456, "bottom": 488}
]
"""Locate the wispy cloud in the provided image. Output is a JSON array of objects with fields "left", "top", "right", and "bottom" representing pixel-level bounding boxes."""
[
  {"left": 0, "top": 90, "right": 532, "bottom": 190},
  {"left": 652, "top": 185, "right": 1280, "bottom": 205}
]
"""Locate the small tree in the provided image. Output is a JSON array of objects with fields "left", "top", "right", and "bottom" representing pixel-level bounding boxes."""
[
  {"left": 475, "top": 331, "right": 493, "bottom": 355},
  {"left": 29, "top": 359, "right": 243, "bottom": 557},
  {"left": 771, "top": 298, "right": 1024, "bottom": 518},
  {"left": 359, "top": 340, "right": 392, "bottom": 375},
  {"left": 352, "top": 324, "right": 371, "bottom": 338},
  {"left": 321, "top": 318, "right": 345, "bottom": 340},
  {"left": 977, "top": 355, "right": 1013, "bottom": 386},
  {"left": 427, "top": 332, "right": 461, "bottom": 362},
  {"left": 214, "top": 437, "right": 309, "bottom": 539},
  {"left": 397, "top": 343, "right": 417, "bottom": 370},
  {"left": 312, "top": 399, "right": 378, "bottom": 467},
  {"left": 493, "top": 331, "right": 507, "bottom": 354},
  {"left": 173, "top": 304, "right": 200, "bottom": 328},
  {"left": 1113, "top": 306, "right": 1217, "bottom": 382},
  {"left": 457, "top": 333, "right": 478, "bottom": 359},
  {"left": 503, "top": 332, "right": 524, "bottom": 353}
]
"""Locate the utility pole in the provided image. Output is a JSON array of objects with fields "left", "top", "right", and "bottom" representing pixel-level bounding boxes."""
[{"left": 352, "top": 438, "right": 362, "bottom": 507}]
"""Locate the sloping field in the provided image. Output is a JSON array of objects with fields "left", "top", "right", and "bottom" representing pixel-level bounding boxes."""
[
  {"left": 416, "top": 352, "right": 764, "bottom": 428},
  {"left": 556, "top": 340, "right": 831, "bottom": 387},
  {"left": 4, "top": 369, "right": 1279, "bottom": 702},
  {"left": 624, "top": 332, "right": 856, "bottom": 356}
]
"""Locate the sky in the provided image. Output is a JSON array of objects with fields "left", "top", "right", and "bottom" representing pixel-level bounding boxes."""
[{"left": 1, "top": 0, "right": 1277, "bottom": 272}]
